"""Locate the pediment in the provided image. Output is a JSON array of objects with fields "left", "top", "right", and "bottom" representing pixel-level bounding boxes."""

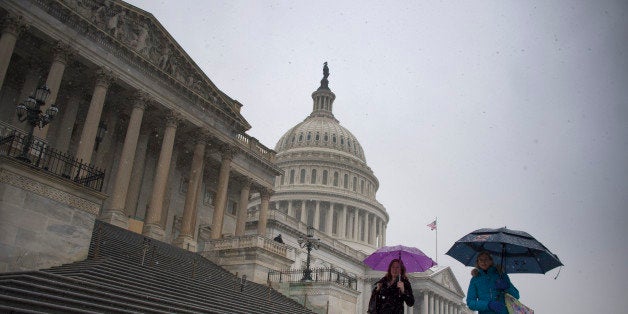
[
  {"left": 430, "top": 267, "right": 465, "bottom": 296},
  {"left": 59, "top": 0, "right": 250, "bottom": 130}
]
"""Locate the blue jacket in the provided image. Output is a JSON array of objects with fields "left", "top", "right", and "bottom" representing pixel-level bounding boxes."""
[{"left": 466, "top": 266, "right": 519, "bottom": 314}]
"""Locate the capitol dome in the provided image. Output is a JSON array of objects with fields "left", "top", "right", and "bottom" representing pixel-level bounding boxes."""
[
  {"left": 264, "top": 63, "right": 388, "bottom": 253},
  {"left": 275, "top": 99, "right": 366, "bottom": 163}
]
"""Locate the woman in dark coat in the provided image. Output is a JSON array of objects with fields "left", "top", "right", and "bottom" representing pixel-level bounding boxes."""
[{"left": 370, "top": 258, "right": 415, "bottom": 314}]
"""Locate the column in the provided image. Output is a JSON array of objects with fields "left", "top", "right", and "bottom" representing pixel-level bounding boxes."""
[
  {"left": 54, "top": 88, "right": 83, "bottom": 153},
  {"left": 313, "top": 201, "right": 320, "bottom": 229},
  {"left": 364, "top": 213, "right": 370, "bottom": 243},
  {"left": 429, "top": 293, "right": 434, "bottom": 314},
  {"left": 142, "top": 112, "right": 179, "bottom": 240},
  {"left": 124, "top": 126, "right": 150, "bottom": 217},
  {"left": 339, "top": 204, "right": 347, "bottom": 239},
  {"left": 370, "top": 214, "right": 376, "bottom": 245},
  {"left": 234, "top": 178, "right": 251, "bottom": 236},
  {"left": 438, "top": 297, "right": 442, "bottom": 314},
  {"left": 300, "top": 201, "right": 307, "bottom": 224},
  {"left": 11, "top": 61, "right": 42, "bottom": 129},
  {"left": 33, "top": 42, "right": 73, "bottom": 140},
  {"left": 422, "top": 291, "right": 429, "bottom": 314},
  {"left": 383, "top": 224, "right": 387, "bottom": 246},
  {"left": 257, "top": 188, "right": 271, "bottom": 235},
  {"left": 325, "top": 204, "right": 333, "bottom": 235},
  {"left": 74, "top": 67, "right": 114, "bottom": 165},
  {"left": 174, "top": 135, "right": 207, "bottom": 250},
  {"left": 103, "top": 93, "right": 148, "bottom": 227},
  {"left": 287, "top": 201, "right": 293, "bottom": 217},
  {"left": 0, "top": 14, "right": 28, "bottom": 90},
  {"left": 353, "top": 209, "right": 359, "bottom": 241},
  {"left": 210, "top": 146, "right": 235, "bottom": 239}
]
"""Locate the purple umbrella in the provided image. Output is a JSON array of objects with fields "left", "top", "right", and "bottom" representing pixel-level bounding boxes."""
[{"left": 364, "top": 245, "right": 437, "bottom": 273}]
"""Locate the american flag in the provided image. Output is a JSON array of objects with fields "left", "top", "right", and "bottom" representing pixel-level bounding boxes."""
[{"left": 427, "top": 220, "right": 437, "bottom": 230}]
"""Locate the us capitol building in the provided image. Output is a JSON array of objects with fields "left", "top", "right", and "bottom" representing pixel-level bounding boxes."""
[{"left": 0, "top": 0, "right": 469, "bottom": 313}]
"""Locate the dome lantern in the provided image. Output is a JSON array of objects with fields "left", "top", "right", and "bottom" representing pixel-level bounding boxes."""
[{"left": 310, "top": 62, "right": 336, "bottom": 119}]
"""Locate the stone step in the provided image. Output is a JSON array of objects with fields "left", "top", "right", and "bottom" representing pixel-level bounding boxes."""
[
  {"left": 0, "top": 284, "right": 139, "bottom": 313},
  {"left": 0, "top": 273, "right": 196, "bottom": 314}
]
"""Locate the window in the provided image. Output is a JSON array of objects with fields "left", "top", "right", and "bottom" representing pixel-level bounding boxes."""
[
  {"left": 324, "top": 133, "right": 328, "bottom": 142},
  {"left": 290, "top": 169, "right": 295, "bottom": 184},
  {"left": 322, "top": 170, "right": 328, "bottom": 185},
  {"left": 307, "top": 132, "right": 311, "bottom": 141},
  {"left": 311, "top": 169, "right": 317, "bottom": 184},
  {"left": 203, "top": 188, "right": 215, "bottom": 206},
  {"left": 353, "top": 177, "right": 357, "bottom": 191},
  {"left": 227, "top": 200, "right": 238, "bottom": 215},
  {"left": 361, "top": 180, "right": 364, "bottom": 193},
  {"left": 332, "top": 134, "right": 337, "bottom": 143},
  {"left": 333, "top": 172, "right": 339, "bottom": 186},
  {"left": 315, "top": 132, "right": 320, "bottom": 141},
  {"left": 300, "top": 169, "right": 306, "bottom": 183},
  {"left": 343, "top": 174, "right": 348, "bottom": 188},
  {"left": 298, "top": 133, "right": 303, "bottom": 142}
]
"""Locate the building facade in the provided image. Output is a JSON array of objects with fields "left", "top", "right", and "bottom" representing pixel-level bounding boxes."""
[
  {"left": 0, "top": 1, "right": 470, "bottom": 313},
  {"left": 0, "top": 0, "right": 279, "bottom": 271}
]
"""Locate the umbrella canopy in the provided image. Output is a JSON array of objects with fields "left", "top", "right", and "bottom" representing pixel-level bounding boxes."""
[
  {"left": 364, "top": 245, "right": 437, "bottom": 273},
  {"left": 446, "top": 227, "right": 563, "bottom": 274}
]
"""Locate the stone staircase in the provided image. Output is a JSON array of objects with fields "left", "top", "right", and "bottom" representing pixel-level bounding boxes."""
[{"left": 0, "top": 220, "right": 314, "bottom": 313}]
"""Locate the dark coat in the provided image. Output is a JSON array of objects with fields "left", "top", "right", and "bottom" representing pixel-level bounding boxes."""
[{"left": 370, "top": 276, "right": 415, "bottom": 314}]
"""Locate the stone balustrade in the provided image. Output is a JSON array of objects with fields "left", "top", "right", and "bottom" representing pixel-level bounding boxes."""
[{"left": 205, "top": 234, "right": 296, "bottom": 260}]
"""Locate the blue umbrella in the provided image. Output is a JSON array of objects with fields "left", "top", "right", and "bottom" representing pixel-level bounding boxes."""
[{"left": 446, "top": 227, "right": 563, "bottom": 274}]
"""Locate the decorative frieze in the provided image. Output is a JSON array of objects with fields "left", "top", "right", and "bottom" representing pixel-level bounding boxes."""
[{"left": 0, "top": 167, "right": 100, "bottom": 215}]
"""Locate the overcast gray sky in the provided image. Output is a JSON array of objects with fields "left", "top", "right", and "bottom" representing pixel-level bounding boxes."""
[{"left": 126, "top": 1, "right": 628, "bottom": 312}]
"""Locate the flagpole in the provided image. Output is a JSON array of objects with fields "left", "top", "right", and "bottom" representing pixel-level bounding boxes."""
[{"left": 435, "top": 217, "right": 438, "bottom": 264}]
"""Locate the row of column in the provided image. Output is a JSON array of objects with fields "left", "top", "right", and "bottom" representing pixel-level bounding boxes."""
[
  {"left": 280, "top": 200, "right": 386, "bottom": 247},
  {"left": 0, "top": 14, "right": 275, "bottom": 250},
  {"left": 420, "top": 291, "right": 463, "bottom": 314}
]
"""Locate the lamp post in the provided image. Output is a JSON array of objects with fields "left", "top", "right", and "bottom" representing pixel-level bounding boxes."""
[
  {"left": 298, "top": 225, "right": 320, "bottom": 281},
  {"left": 15, "top": 85, "right": 59, "bottom": 162}
]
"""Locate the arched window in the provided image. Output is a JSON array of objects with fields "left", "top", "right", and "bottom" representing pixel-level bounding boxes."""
[
  {"left": 298, "top": 133, "right": 303, "bottom": 142},
  {"left": 315, "top": 132, "right": 320, "bottom": 141},
  {"left": 343, "top": 174, "right": 348, "bottom": 188},
  {"left": 332, "top": 134, "right": 337, "bottom": 143},
  {"left": 307, "top": 132, "right": 312, "bottom": 141},
  {"left": 324, "top": 133, "right": 328, "bottom": 142},
  {"left": 353, "top": 177, "right": 357, "bottom": 191},
  {"left": 360, "top": 180, "right": 364, "bottom": 193},
  {"left": 340, "top": 136, "right": 344, "bottom": 145},
  {"left": 333, "top": 172, "right": 339, "bottom": 186},
  {"left": 348, "top": 140, "right": 352, "bottom": 148},
  {"left": 300, "top": 169, "right": 306, "bottom": 183},
  {"left": 311, "top": 169, "right": 317, "bottom": 184},
  {"left": 322, "top": 170, "right": 328, "bottom": 185},
  {"left": 289, "top": 169, "right": 295, "bottom": 184}
]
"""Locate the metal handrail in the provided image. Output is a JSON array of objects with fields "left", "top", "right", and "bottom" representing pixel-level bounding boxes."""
[
  {"left": 267, "top": 267, "right": 358, "bottom": 290},
  {"left": 0, "top": 130, "right": 105, "bottom": 191}
]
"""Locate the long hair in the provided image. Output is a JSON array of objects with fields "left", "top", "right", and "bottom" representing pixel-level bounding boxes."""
[{"left": 385, "top": 259, "right": 407, "bottom": 281}]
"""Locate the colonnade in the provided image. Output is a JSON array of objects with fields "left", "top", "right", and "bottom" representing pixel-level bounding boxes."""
[
  {"left": 0, "top": 12, "right": 276, "bottom": 250},
  {"left": 270, "top": 199, "right": 386, "bottom": 247},
  {"left": 418, "top": 291, "right": 464, "bottom": 314}
]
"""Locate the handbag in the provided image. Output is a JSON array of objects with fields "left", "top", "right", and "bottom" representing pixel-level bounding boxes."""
[
  {"left": 367, "top": 289, "right": 378, "bottom": 313},
  {"left": 505, "top": 293, "right": 534, "bottom": 314}
]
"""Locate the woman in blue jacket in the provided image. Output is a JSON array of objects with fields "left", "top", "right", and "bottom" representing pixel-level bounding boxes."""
[{"left": 466, "top": 251, "right": 519, "bottom": 314}]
